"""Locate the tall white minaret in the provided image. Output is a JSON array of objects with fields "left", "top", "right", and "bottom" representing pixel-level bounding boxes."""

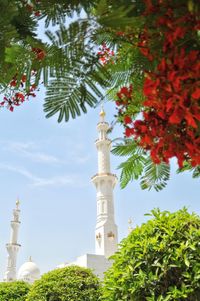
[
  {"left": 92, "top": 107, "right": 118, "bottom": 258},
  {"left": 4, "top": 199, "right": 21, "bottom": 282}
]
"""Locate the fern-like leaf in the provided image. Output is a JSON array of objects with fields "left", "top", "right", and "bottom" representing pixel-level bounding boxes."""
[
  {"left": 193, "top": 166, "right": 200, "bottom": 178},
  {"left": 140, "top": 158, "right": 170, "bottom": 191},
  {"left": 112, "top": 140, "right": 138, "bottom": 157},
  {"left": 118, "top": 154, "right": 145, "bottom": 188}
]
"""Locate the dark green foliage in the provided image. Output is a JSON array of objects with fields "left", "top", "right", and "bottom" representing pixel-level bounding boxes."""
[
  {"left": 102, "top": 208, "right": 200, "bottom": 301},
  {"left": 32, "top": 0, "right": 99, "bottom": 27},
  {"left": 0, "top": 0, "right": 38, "bottom": 86},
  {"left": 26, "top": 265, "right": 101, "bottom": 301},
  {"left": 0, "top": 281, "right": 30, "bottom": 301},
  {"left": 0, "top": 0, "right": 139, "bottom": 122}
]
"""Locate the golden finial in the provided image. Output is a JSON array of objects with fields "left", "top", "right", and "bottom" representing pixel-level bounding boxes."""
[
  {"left": 99, "top": 104, "right": 106, "bottom": 119},
  {"left": 128, "top": 217, "right": 133, "bottom": 225},
  {"left": 16, "top": 198, "right": 20, "bottom": 209}
]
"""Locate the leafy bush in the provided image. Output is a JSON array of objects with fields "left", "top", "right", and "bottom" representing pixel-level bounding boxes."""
[
  {"left": 26, "top": 265, "right": 101, "bottom": 301},
  {"left": 0, "top": 281, "right": 30, "bottom": 301},
  {"left": 102, "top": 208, "right": 200, "bottom": 301}
]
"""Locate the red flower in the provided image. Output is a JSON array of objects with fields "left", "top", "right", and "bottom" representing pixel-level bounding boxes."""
[
  {"left": 124, "top": 116, "right": 132, "bottom": 124},
  {"left": 26, "top": 4, "right": 33, "bottom": 12},
  {"left": 115, "top": 101, "right": 121, "bottom": 106},
  {"left": 192, "top": 88, "right": 200, "bottom": 100},
  {"left": 185, "top": 112, "right": 197, "bottom": 128},
  {"left": 120, "top": 87, "right": 129, "bottom": 95},
  {"left": 10, "top": 80, "right": 17, "bottom": 87},
  {"left": 34, "top": 11, "right": 41, "bottom": 17},
  {"left": 125, "top": 127, "right": 134, "bottom": 137},
  {"left": 32, "top": 48, "right": 46, "bottom": 60},
  {"left": 21, "top": 75, "right": 26, "bottom": 82},
  {"left": 15, "top": 92, "right": 25, "bottom": 101},
  {"left": 97, "top": 44, "right": 115, "bottom": 65},
  {"left": 116, "top": 31, "right": 124, "bottom": 36}
]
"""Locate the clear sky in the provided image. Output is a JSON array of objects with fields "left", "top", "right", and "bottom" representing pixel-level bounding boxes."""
[{"left": 0, "top": 85, "right": 199, "bottom": 279}]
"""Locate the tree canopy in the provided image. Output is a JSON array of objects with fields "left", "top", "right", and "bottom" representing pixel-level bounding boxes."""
[
  {"left": 102, "top": 208, "right": 200, "bottom": 301},
  {"left": 26, "top": 265, "right": 101, "bottom": 301},
  {"left": 0, "top": 0, "right": 200, "bottom": 190},
  {"left": 0, "top": 281, "right": 30, "bottom": 301}
]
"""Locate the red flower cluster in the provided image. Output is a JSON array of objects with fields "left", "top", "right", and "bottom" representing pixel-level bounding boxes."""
[
  {"left": 97, "top": 43, "right": 115, "bottom": 65},
  {"left": 32, "top": 47, "right": 46, "bottom": 60},
  {"left": 1, "top": 72, "right": 38, "bottom": 112},
  {"left": 118, "top": 1, "right": 200, "bottom": 168},
  {"left": 115, "top": 85, "right": 135, "bottom": 137},
  {"left": 116, "top": 85, "right": 132, "bottom": 102},
  {"left": 134, "top": 47, "right": 200, "bottom": 167},
  {"left": 138, "top": 28, "right": 154, "bottom": 61},
  {"left": 25, "top": 0, "right": 41, "bottom": 17}
]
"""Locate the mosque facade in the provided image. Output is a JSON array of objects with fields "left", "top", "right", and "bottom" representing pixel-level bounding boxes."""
[{"left": 3, "top": 109, "right": 118, "bottom": 282}]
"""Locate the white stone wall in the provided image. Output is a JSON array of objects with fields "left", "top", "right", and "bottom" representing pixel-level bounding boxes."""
[{"left": 71, "top": 254, "right": 112, "bottom": 279}]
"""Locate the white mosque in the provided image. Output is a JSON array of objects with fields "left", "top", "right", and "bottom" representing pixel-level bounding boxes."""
[{"left": 3, "top": 108, "right": 120, "bottom": 283}]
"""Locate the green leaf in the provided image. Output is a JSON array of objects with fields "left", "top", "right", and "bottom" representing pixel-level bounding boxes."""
[
  {"left": 118, "top": 153, "right": 145, "bottom": 188},
  {"left": 140, "top": 158, "right": 170, "bottom": 191},
  {"left": 112, "top": 140, "right": 138, "bottom": 157},
  {"left": 184, "top": 255, "right": 190, "bottom": 267},
  {"left": 193, "top": 166, "right": 200, "bottom": 178}
]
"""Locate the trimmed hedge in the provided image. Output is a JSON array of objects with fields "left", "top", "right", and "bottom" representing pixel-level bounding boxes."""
[
  {"left": 0, "top": 281, "right": 30, "bottom": 301},
  {"left": 26, "top": 265, "right": 101, "bottom": 301}
]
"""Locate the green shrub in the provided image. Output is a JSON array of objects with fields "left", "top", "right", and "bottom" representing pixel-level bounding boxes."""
[
  {"left": 102, "top": 208, "right": 200, "bottom": 301},
  {"left": 26, "top": 265, "right": 101, "bottom": 301},
  {"left": 0, "top": 281, "right": 30, "bottom": 301}
]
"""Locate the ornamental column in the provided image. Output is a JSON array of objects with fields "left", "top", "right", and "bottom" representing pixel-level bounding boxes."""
[
  {"left": 91, "top": 108, "right": 118, "bottom": 258},
  {"left": 4, "top": 200, "right": 21, "bottom": 282}
]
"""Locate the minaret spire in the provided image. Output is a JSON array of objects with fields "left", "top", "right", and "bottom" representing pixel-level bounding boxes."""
[
  {"left": 128, "top": 218, "right": 133, "bottom": 234},
  {"left": 99, "top": 104, "right": 106, "bottom": 122},
  {"left": 4, "top": 199, "right": 21, "bottom": 282},
  {"left": 92, "top": 108, "right": 118, "bottom": 258}
]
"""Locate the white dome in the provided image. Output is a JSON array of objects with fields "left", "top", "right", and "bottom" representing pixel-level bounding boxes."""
[{"left": 18, "top": 258, "right": 40, "bottom": 283}]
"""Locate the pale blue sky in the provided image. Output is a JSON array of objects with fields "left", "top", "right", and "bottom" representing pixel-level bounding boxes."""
[{"left": 0, "top": 84, "right": 199, "bottom": 278}]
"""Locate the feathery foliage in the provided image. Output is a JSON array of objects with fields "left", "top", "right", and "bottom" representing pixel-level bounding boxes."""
[
  {"left": 140, "top": 158, "right": 170, "bottom": 191},
  {"left": 112, "top": 140, "right": 170, "bottom": 190}
]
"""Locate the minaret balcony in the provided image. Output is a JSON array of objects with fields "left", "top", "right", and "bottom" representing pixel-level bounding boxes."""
[
  {"left": 11, "top": 220, "right": 21, "bottom": 224},
  {"left": 95, "top": 138, "right": 111, "bottom": 147},
  {"left": 97, "top": 122, "right": 109, "bottom": 130},
  {"left": 6, "top": 243, "right": 21, "bottom": 252},
  {"left": 6, "top": 243, "right": 21, "bottom": 247},
  {"left": 91, "top": 173, "right": 117, "bottom": 186}
]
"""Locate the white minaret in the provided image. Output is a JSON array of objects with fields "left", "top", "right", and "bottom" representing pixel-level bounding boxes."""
[
  {"left": 92, "top": 107, "right": 118, "bottom": 258},
  {"left": 4, "top": 199, "right": 21, "bottom": 282}
]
